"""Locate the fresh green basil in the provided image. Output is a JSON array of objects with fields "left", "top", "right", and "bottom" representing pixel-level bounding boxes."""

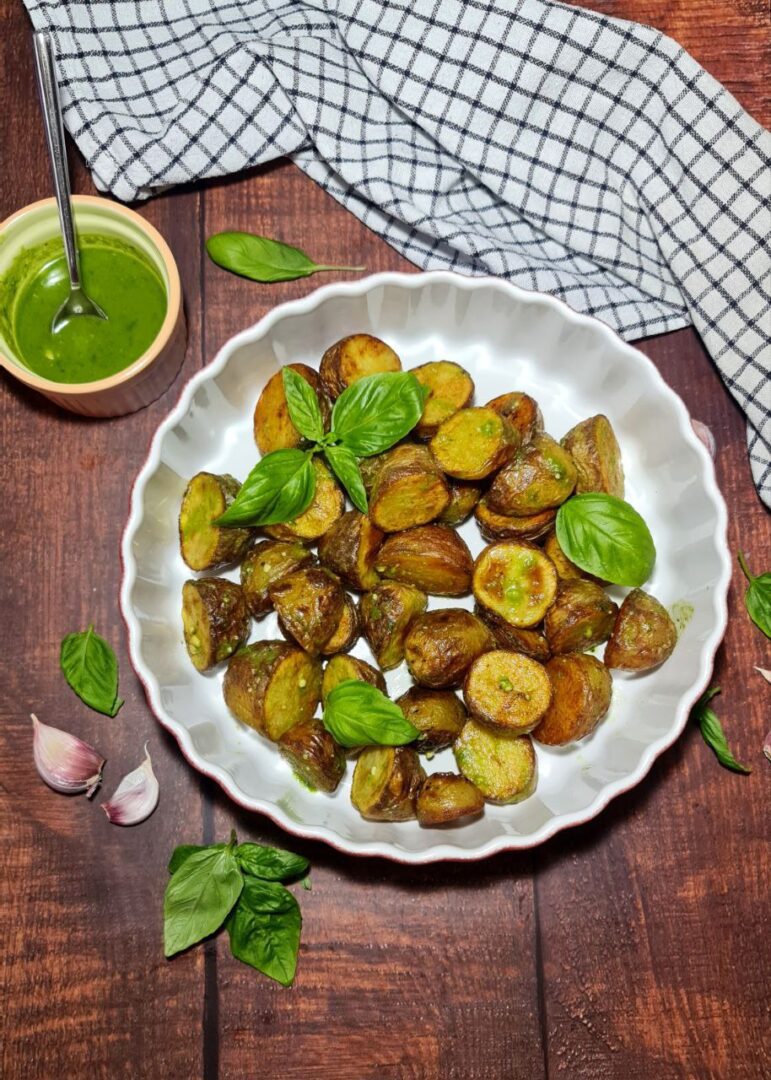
[
  {"left": 555, "top": 493, "right": 655, "bottom": 587},
  {"left": 168, "top": 843, "right": 225, "bottom": 874},
  {"left": 216, "top": 449, "right": 316, "bottom": 527},
  {"left": 323, "top": 679, "right": 420, "bottom": 748},
  {"left": 226, "top": 877, "right": 301, "bottom": 986},
  {"left": 60, "top": 625, "right": 123, "bottom": 717},
  {"left": 235, "top": 843, "right": 309, "bottom": 882},
  {"left": 206, "top": 232, "right": 364, "bottom": 284},
  {"left": 692, "top": 687, "right": 751, "bottom": 774},
  {"left": 330, "top": 371, "right": 429, "bottom": 457},
  {"left": 282, "top": 367, "right": 325, "bottom": 443},
  {"left": 163, "top": 846, "right": 243, "bottom": 957},
  {"left": 324, "top": 444, "right": 368, "bottom": 513},
  {"left": 738, "top": 552, "right": 771, "bottom": 639}
]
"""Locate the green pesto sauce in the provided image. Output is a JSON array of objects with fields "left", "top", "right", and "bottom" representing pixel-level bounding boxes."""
[
  {"left": 669, "top": 600, "right": 695, "bottom": 635},
  {"left": 2, "top": 233, "right": 166, "bottom": 384}
]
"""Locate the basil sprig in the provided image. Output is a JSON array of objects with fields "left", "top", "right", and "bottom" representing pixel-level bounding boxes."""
[
  {"left": 216, "top": 449, "right": 316, "bottom": 528},
  {"left": 322, "top": 679, "right": 420, "bottom": 748},
  {"left": 692, "top": 687, "right": 751, "bottom": 774},
  {"left": 555, "top": 493, "right": 655, "bottom": 587},
  {"left": 60, "top": 625, "right": 123, "bottom": 717},
  {"left": 164, "top": 832, "right": 309, "bottom": 985},
  {"left": 738, "top": 552, "right": 771, "bottom": 639},
  {"left": 206, "top": 232, "right": 364, "bottom": 283}
]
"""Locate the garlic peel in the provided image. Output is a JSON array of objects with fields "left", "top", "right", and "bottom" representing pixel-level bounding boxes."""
[
  {"left": 101, "top": 744, "right": 159, "bottom": 826},
  {"left": 31, "top": 714, "right": 105, "bottom": 797}
]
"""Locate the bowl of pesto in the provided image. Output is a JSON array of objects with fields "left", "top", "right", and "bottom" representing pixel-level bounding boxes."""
[{"left": 0, "top": 195, "right": 185, "bottom": 416}]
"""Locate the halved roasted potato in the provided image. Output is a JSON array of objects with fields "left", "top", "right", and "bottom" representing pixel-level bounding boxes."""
[
  {"left": 375, "top": 524, "right": 473, "bottom": 597},
  {"left": 369, "top": 444, "right": 450, "bottom": 532},
  {"left": 429, "top": 407, "right": 515, "bottom": 480},
  {"left": 544, "top": 580, "right": 618, "bottom": 654},
  {"left": 486, "top": 391, "right": 543, "bottom": 446},
  {"left": 474, "top": 498, "right": 556, "bottom": 543},
  {"left": 463, "top": 650, "right": 552, "bottom": 734},
  {"left": 413, "top": 360, "right": 475, "bottom": 438},
  {"left": 351, "top": 746, "right": 425, "bottom": 821},
  {"left": 487, "top": 433, "right": 577, "bottom": 515},
  {"left": 320, "top": 593, "right": 360, "bottom": 655},
  {"left": 437, "top": 480, "right": 482, "bottom": 526},
  {"left": 454, "top": 721, "right": 537, "bottom": 804},
  {"left": 179, "top": 472, "right": 252, "bottom": 571},
  {"left": 270, "top": 566, "right": 345, "bottom": 655},
  {"left": 278, "top": 718, "right": 346, "bottom": 793},
  {"left": 240, "top": 540, "right": 314, "bottom": 618},
  {"left": 253, "top": 363, "right": 330, "bottom": 453},
  {"left": 532, "top": 653, "right": 612, "bottom": 745},
  {"left": 475, "top": 605, "right": 551, "bottom": 662},
  {"left": 319, "top": 333, "right": 401, "bottom": 399},
  {"left": 360, "top": 581, "right": 427, "bottom": 670},
  {"left": 321, "top": 653, "right": 386, "bottom": 703},
  {"left": 561, "top": 414, "right": 624, "bottom": 497},
  {"left": 396, "top": 687, "right": 468, "bottom": 753},
  {"left": 543, "top": 529, "right": 596, "bottom": 582},
  {"left": 416, "top": 773, "right": 484, "bottom": 826},
  {"left": 473, "top": 542, "right": 558, "bottom": 628},
  {"left": 223, "top": 641, "right": 322, "bottom": 741},
  {"left": 265, "top": 458, "right": 344, "bottom": 543},
  {"left": 318, "top": 509, "right": 384, "bottom": 591},
  {"left": 603, "top": 589, "right": 677, "bottom": 671},
  {"left": 182, "top": 577, "right": 249, "bottom": 672},
  {"left": 404, "top": 608, "right": 495, "bottom": 689}
]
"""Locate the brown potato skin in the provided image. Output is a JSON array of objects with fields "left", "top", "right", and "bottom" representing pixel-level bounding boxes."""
[
  {"left": 351, "top": 746, "right": 425, "bottom": 821},
  {"left": 318, "top": 510, "right": 384, "bottom": 591},
  {"left": 474, "top": 605, "right": 551, "bottom": 662},
  {"left": 182, "top": 577, "right": 250, "bottom": 671},
  {"left": 278, "top": 718, "right": 346, "bottom": 793},
  {"left": 270, "top": 567, "right": 345, "bottom": 655},
  {"left": 265, "top": 459, "right": 344, "bottom": 543},
  {"left": 437, "top": 480, "right": 482, "bottom": 526},
  {"left": 561, "top": 414, "right": 624, "bottom": 497},
  {"left": 396, "top": 687, "right": 468, "bottom": 753},
  {"left": 360, "top": 581, "right": 427, "bottom": 670},
  {"left": 429, "top": 407, "right": 515, "bottom": 480},
  {"left": 369, "top": 444, "right": 451, "bottom": 532},
  {"left": 543, "top": 529, "right": 596, "bottom": 582},
  {"left": 223, "top": 641, "right": 322, "bottom": 740},
  {"left": 253, "top": 363, "right": 330, "bottom": 453},
  {"left": 603, "top": 589, "right": 677, "bottom": 671},
  {"left": 404, "top": 608, "right": 495, "bottom": 689},
  {"left": 416, "top": 773, "right": 484, "bottom": 826},
  {"left": 240, "top": 540, "right": 314, "bottom": 618},
  {"left": 474, "top": 498, "right": 556, "bottom": 543},
  {"left": 544, "top": 580, "right": 618, "bottom": 655},
  {"left": 375, "top": 524, "right": 473, "bottom": 597},
  {"left": 487, "top": 433, "right": 577, "bottom": 515},
  {"left": 413, "top": 360, "right": 475, "bottom": 438},
  {"left": 321, "top": 654, "right": 386, "bottom": 703},
  {"left": 486, "top": 392, "right": 543, "bottom": 446},
  {"left": 179, "top": 472, "right": 253, "bottom": 572},
  {"left": 319, "top": 333, "right": 401, "bottom": 399},
  {"left": 532, "top": 654, "right": 612, "bottom": 745},
  {"left": 463, "top": 650, "right": 552, "bottom": 734},
  {"left": 320, "top": 594, "right": 360, "bottom": 655}
]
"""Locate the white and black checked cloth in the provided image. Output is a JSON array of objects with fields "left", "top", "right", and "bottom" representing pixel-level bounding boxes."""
[{"left": 25, "top": 0, "right": 771, "bottom": 504}]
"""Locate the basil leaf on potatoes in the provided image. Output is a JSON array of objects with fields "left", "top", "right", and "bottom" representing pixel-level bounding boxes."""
[{"left": 556, "top": 493, "right": 655, "bottom": 587}]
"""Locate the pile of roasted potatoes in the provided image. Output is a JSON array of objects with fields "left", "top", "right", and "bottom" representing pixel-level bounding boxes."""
[{"left": 179, "top": 334, "right": 678, "bottom": 829}]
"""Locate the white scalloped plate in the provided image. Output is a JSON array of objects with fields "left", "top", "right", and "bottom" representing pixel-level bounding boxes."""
[{"left": 120, "top": 272, "right": 729, "bottom": 863}]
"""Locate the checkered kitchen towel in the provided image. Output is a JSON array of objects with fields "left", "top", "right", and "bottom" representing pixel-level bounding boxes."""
[{"left": 25, "top": 0, "right": 771, "bottom": 503}]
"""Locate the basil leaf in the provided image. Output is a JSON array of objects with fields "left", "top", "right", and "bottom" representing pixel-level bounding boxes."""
[
  {"left": 168, "top": 843, "right": 225, "bottom": 875},
  {"left": 324, "top": 444, "right": 368, "bottom": 512},
  {"left": 235, "top": 843, "right": 309, "bottom": 882},
  {"left": 282, "top": 367, "right": 324, "bottom": 443},
  {"left": 60, "top": 625, "right": 123, "bottom": 717},
  {"left": 555, "top": 493, "right": 655, "bottom": 587},
  {"left": 331, "top": 372, "right": 429, "bottom": 457},
  {"left": 206, "top": 231, "right": 363, "bottom": 284},
  {"left": 323, "top": 679, "right": 419, "bottom": 748},
  {"left": 216, "top": 449, "right": 315, "bottom": 527},
  {"left": 738, "top": 552, "right": 771, "bottom": 639},
  {"left": 692, "top": 687, "right": 751, "bottom": 774},
  {"left": 226, "top": 877, "right": 301, "bottom": 986},
  {"left": 163, "top": 846, "right": 243, "bottom": 957}
]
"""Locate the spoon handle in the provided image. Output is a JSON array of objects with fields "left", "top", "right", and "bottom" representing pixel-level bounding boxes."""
[{"left": 32, "top": 32, "right": 81, "bottom": 290}]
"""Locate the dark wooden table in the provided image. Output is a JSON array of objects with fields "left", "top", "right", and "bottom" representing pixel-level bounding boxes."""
[{"left": 1, "top": 2, "right": 768, "bottom": 1077}]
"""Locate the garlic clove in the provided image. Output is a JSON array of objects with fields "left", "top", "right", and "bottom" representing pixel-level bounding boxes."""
[
  {"left": 31, "top": 713, "right": 105, "bottom": 797},
  {"left": 764, "top": 731, "right": 771, "bottom": 765},
  {"left": 101, "top": 744, "right": 159, "bottom": 826},
  {"left": 754, "top": 667, "right": 771, "bottom": 685}
]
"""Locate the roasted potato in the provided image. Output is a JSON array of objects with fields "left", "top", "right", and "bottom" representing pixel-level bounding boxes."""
[
  {"left": 416, "top": 773, "right": 484, "bottom": 826},
  {"left": 278, "top": 718, "right": 346, "bottom": 793},
  {"left": 179, "top": 472, "right": 252, "bottom": 571},
  {"left": 603, "top": 589, "right": 677, "bottom": 671},
  {"left": 454, "top": 721, "right": 537, "bottom": 804},
  {"left": 270, "top": 567, "right": 345, "bottom": 655},
  {"left": 532, "top": 653, "right": 612, "bottom": 745},
  {"left": 223, "top": 641, "right": 322, "bottom": 741},
  {"left": 253, "top": 363, "right": 330, "bottom": 453},
  {"left": 463, "top": 650, "right": 552, "bottom": 734},
  {"left": 475, "top": 605, "right": 551, "bottom": 662},
  {"left": 561, "top": 414, "right": 624, "bottom": 497},
  {"left": 321, "top": 653, "right": 386, "bottom": 703},
  {"left": 358, "top": 451, "right": 388, "bottom": 495},
  {"left": 360, "top": 581, "right": 427, "bottom": 670},
  {"left": 369, "top": 444, "right": 450, "bottom": 532},
  {"left": 412, "top": 360, "right": 475, "bottom": 438},
  {"left": 320, "top": 593, "right": 360, "bottom": 655},
  {"left": 404, "top": 608, "right": 495, "bottom": 689},
  {"left": 351, "top": 746, "right": 425, "bottom": 821},
  {"left": 181, "top": 577, "right": 249, "bottom": 672},
  {"left": 265, "top": 458, "right": 344, "bottom": 543},
  {"left": 240, "top": 540, "right": 314, "bottom": 618},
  {"left": 473, "top": 541, "right": 558, "bottom": 628},
  {"left": 429, "top": 407, "right": 515, "bottom": 480},
  {"left": 487, "top": 433, "right": 577, "bottom": 515},
  {"left": 544, "top": 581, "right": 618, "bottom": 655},
  {"left": 396, "top": 687, "right": 468, "bottom": 753},
  {"left": 474, "top": 497, "right": 556, "bottom": 543},
  {"left": 319, "top": 333, "right": 401, "bottom": 399},
  {"left": 318, "top": 510, "right": 384, "bottom": 591},
  {"left": 437, "top": 480, "right": 482, "bottom": 527},
  {"left": 486, "top": 391, "right": 543, "bottom": 446},
  {"left": 543, "top": 528, "right": 596, "bottom": 582},
  {"left": 375, "top": 524, "right": 473, "bottom": 596}
]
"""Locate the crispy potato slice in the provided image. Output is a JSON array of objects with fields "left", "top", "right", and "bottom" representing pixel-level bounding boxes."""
[
  {"left": 265, "top": 458, "right": 344, "bottom": 543},
  {"left": 240, "top": 540, "right": 314, "bottom": 618},
  {"left": 179, "top": 472, "right": 252, "bottom": 571},
  {"left": 543, "top": 529, "right": 596, "bottom": 583},
  {"left": 474, "top": 605, "right": 551, "bottom": 662},
  {"left": 253, "top": 363, "right": 330, "bottom": 453},
  {"left": 475, "top": 498, "right": 556, "bottom": 543},
  {"left": 317, "top": 509, "right": 383, "bottom": 591},
  {"left": 396, "top": 687, "right": 468, "bottom": 753},
  {"left": 278, "top": 718, "right": 346, "bottom": 793},
  {"left": 454, "top": 721, "right": 537, "bottom": 804},
  {"left": 473, "top": 541, "right": 558, "bottom": 628},
  {"left": 369, "top": 444, "right": 451, "bottom": 532},
  {"left": 270, "top": 566, "right": 345, "bottom": 656},
  {"left": 532, "top": 654, "right": 612, "bottom": 745},
  {"left": 487, "top": 433, "right": 577, "bottom": 515},
  {"left": 429, "top": 407, "right": 515, "bottom": 480},
  {"left": 561, "top": 414, "right": 624, "bottom": 497},
  {"left": 320, "top": 593, "right": 360, "bottom": 655},
  {"left": 182, "top": 577, "right": 249, "bottom": 672},
  {"left": 437, "top": 480, "right": 482, "bottom": 526},
  {"left": 416, "top": 773, "right": 484, "bottom": 826},
  {"left": 404, "top": 608, "right": 495, "bottom": 689},
  {"left": 321, "top": 654, "right": 386, "bottom": 703},
  {"left": 360, "top": 581, "right": 427, "bottom": 670},
  {"left": 223, "top": 641, "right": 322, "bottom": 741},
  {"left": 603, "top": 589, "right": 677, "bottom": 671},
  {"left": 319, "top": 333, "right": 401, "bottom": 399},
  {"left": 486, "top": 391, "right": 543, "bottom": 446},
  {"left": 351, "top": 746, "right": 425, "bottom": 821},
  {"left": 544, "top": 581, "right": 618, "bottom": 655},
  {"left": 413, "top": 360, "right": 475, "bottom": 438},
  {"left": 375, "top": 524, "right": 473, "bottom": 596},
  {"left": 463, "top": 650, "right": 552, "bottom": 734}
]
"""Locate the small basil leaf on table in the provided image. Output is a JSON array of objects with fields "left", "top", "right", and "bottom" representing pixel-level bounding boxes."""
[
  {"left": 60, "top": 625, "right": 123, "bottom": 717},
  {"left": 324, "top": 444, "right": 369, "bottom": 513},
  {"left": 692, "top": 687, "right": 751, "bottom": 774},
  {"left": 555, "top": 493, "right": 655, "bottom": 587},
  {"left": 235, "top": 843, "right": 309, "bottom": 882},
  {"left": 216, "top": 449, "right": 316, "bottom": 527},
  {"left": 226, "top": 877, "right": 302, "bottom": 986},
  {"left": 206, "top": 231, "right": 364, "bottom": 284},
  {"left": 163, "top": 846, "right": 244, "bottom": 957},
  {"left": 738, "top": 552, "right": 771, "bottom": 639},
  {"left": 168, "top": 843, "right": 226, "bottom": 874},
  {"left": 281, "top": 367, "right": 325, "bottom": 443},
  {"left": 323, "top": 679, "right": 420, "bottom": 748},
  {"left": 331, "top": 371, "right": 429, "bottom": 457}
]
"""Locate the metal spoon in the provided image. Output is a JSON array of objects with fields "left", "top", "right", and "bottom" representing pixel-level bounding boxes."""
[{"left": 33, "top": 32, "right": 107, "bottom": 332}]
